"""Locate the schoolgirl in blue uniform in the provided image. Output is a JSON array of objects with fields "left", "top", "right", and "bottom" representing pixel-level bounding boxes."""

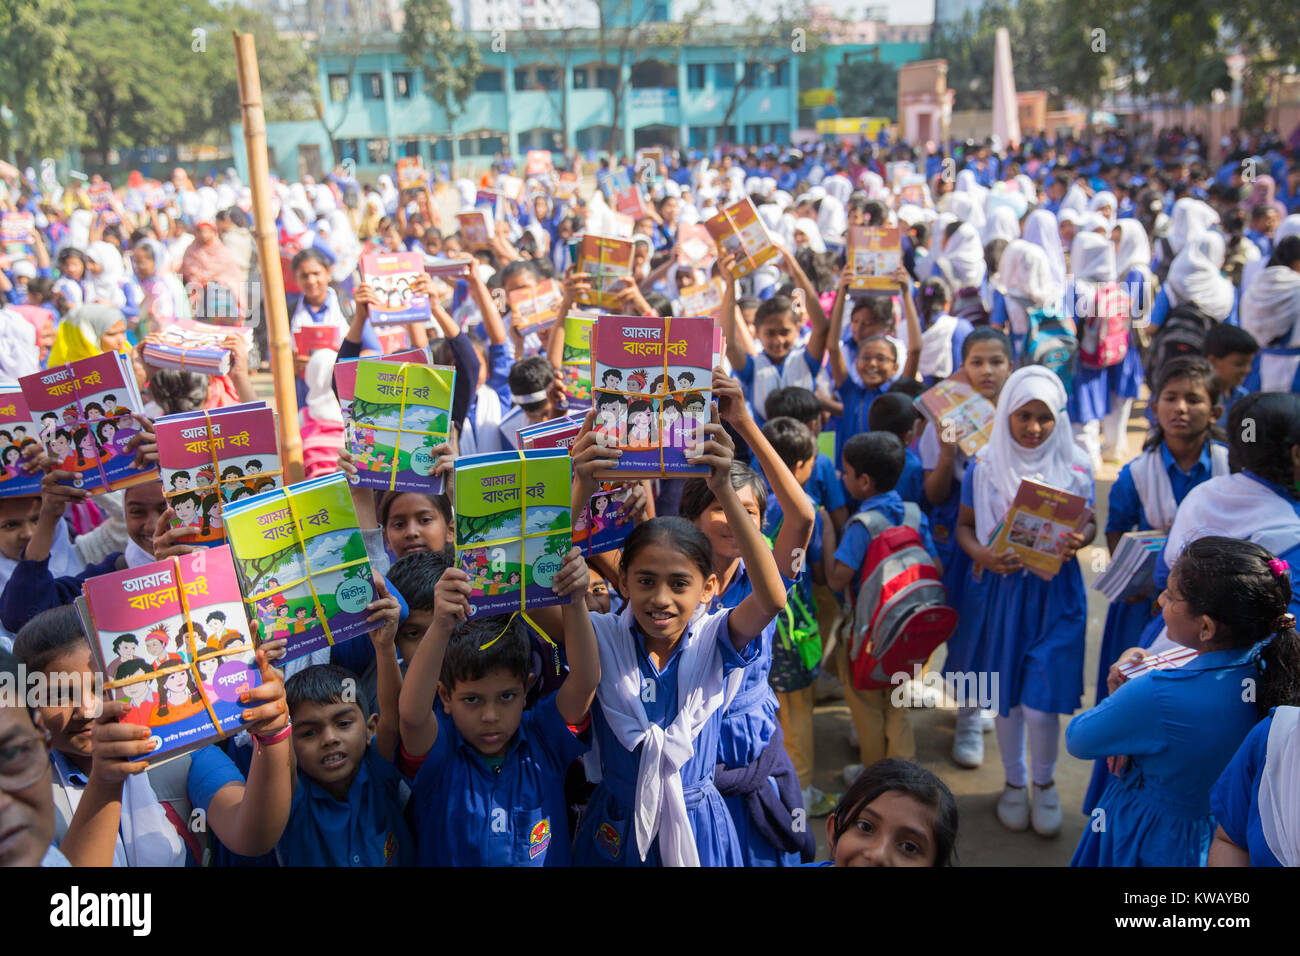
[
  {"left": 1066, "top": 232, "right": 1131, "bottom": 469},
  {"left": 919, "top": 329, "right": 1013, "bottom": 767},
  {"left": 1211, "top": 702, "right": 1300, "bottom": 867},
  {"left": 1069, "top": 537, "right": 1300, "bottom": 866},
  {"left": 678, "top": 370, "right": 815, "bottom": 866},
  {"left": 567, "top": 408, "right": 789, "bottom": 866},
  {"left": 1106, "top": 219, "right": 1156, "bottom": 452},
  {"left": 945, "top": 366, "right": 1095, "bottom": 836}
]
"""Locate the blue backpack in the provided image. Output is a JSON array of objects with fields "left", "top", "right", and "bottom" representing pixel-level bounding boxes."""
[{"left": 1023, "top": 304, "right": 1078, "bottom": 392}]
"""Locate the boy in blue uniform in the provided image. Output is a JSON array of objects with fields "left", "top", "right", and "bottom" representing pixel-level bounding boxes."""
[
  {"left": 825, "top": 431, "right": 938, "bottom": 782},
  {"left": 867, "top": 392, "right": 926, "bottom": 507},
  {"left": 1204, "top": 322, "right": 1258, "bottom": 430},
  {"left": 764, "top": 386, "right": 849, "bottom": 534},
  {"left": 397, "top": 546, "right": 598, "bottom": 866},
  {"left": 275, "top": 585, "right": 412, "bottom": 866}
]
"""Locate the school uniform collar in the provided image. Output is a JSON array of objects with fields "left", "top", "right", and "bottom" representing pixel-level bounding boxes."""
[
  {"left": 1158, "top": 439, "right": 1212, "bottom": 478},
  {"left": 1175, "top": 644, "right": 1260, "bottom": 674},
  {"left": 855, "top": 489, "right": 902, "bottom": 514},
  {"left": 626, "top": 606, "right": 694, "bottom": 673},
  {"left": 451, "top": 710, "right": 528, "bottom": 770},
  {"left": 301, "top": 745, "right": 377, "bottom": 807}
]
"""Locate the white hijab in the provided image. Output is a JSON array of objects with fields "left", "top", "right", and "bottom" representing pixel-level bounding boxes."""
[
  {"left": 792, "top": 217, "right": 826, "bottom": 254},
  {"left": 1165, "top": 472, "right": 1300, "bottom": 569},
  {"left": 997, "top": 240, "right": 1061, "bottom": 334},
  {"left": 1241, "top": 214, "right": 1300, "bottom": 296},
  {"left": 0, "top": 307, "right": 39, "bottom": 385},
  {"left": 943, "top": 191, "right": 985, "bottom": 233},
  {"left": 1165, "top": 232, "right": 1235, "bottom": 320},
  {"left": 1070, "top": 231, "right": 1117, "bottom": 284},
  {"left": 982, "top": 204, "right": 1021, "bottom": 245},
  {"left": 1166, "top": 197, "right": 1220, "bottom": 257},
  {"left": 973, "top": 365, "right": 1093, "bottom": 541},
  {"left": 1240, "top": 264, "right": 1300, "bottom": 348},
  {"left": 1260, "top": 705, "right": 1300, "bottom": 867},
  {"left": 816, "top": 195, "right": 847, "bottom": 244},
  {"left": 937, "top": 222, "right": 986, "bottom": 289},
  {"left": 1060, "top": 182, "right": 1090, "bottom": 215},
  {"left": 1113, "top": 218, "right": 1152, "bottom": 276},
  {"left": 1022, "top": 209, "right": 1066, "bottom": 289}
]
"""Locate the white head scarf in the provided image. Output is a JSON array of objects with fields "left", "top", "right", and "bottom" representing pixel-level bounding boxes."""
[
  {"left": 938, "top": 222, "right": 987, "bottom": 288},
  {"left": 0, "top": 307, "right": 39, "bottom": 385},
  {"left": 1165, "top": 232, "right": 1234, "bottom": 320},
  {"left": 377, "top": 174, "right": 399, "bottom": 215},
  {"left": 1113, "top": 219, "right": 1152, "bottom": 276},
  {"left": 1060, "top": 182, "right": 1089, "bottom": 215},
  {"left": 1166, "top": 197, "right": 1220, "bottom": 257},
  {"left": 1070, "top": 231, "right": 1117, "bottom": 284},
  {"left": 982, "top": 205, "right": 1021, "bottom": 245},
  {"left": 816, "top": 195, "right": 847, "bottom": 244},
  {"left": 1087, "top": 190, "right": 1117, "bottom": 225},
  {"left": 84, "top": 241, "right": 127, "bottom": 307},
  {"left": 1022, "top": 209, "right": 1066, "bottom": 288},
  {"left": 1240, "top": 264, "right": 1300, "bottom": 348},
  {"left": 1241, "top": 214, "right": 1300, "bottom": 296},
  {"left": 943, "top": 191, "right": 986, "bottom": 233},
  {"left": 822, "top": 173, "right": 852, "bottom": 205},
  {"left": 792, "top": 217, "right": 826, "bottom": 254},
  {"left": 1259, "top": 706, "right": 1300, "bottom": 867},
  {"left": 973, "top": 365, "right": 1093, "bottom": 541}
]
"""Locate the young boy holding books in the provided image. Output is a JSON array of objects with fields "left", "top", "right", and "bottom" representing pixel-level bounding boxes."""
[
  {"left": 825, "top": 431, "right": 938, "bottom": 781},
  {"left": 396, "top": 546, "right": 598, "bottom": 865},
  {"left": 276, "top": 580, "right": 414, "bottom": 866},
  {"left": 497, "top": 355, "right": 564, "bottom": 451}
]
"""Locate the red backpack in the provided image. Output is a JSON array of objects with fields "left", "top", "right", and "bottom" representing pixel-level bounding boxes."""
[
  {"left": 848, "top": 504, "right": 958, "bottom": 691},
  {"left": 1077, "top": 281, "right": 1131, "bottom": 369}
]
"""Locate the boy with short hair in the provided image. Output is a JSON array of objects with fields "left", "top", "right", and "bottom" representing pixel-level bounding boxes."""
[
  {"left": 825, "top": 431, "right": 938, "bottom": 780},
  {"left": 397, "top": 547, "right": 598, "bottom": 866},
  {"left": 1203, "top": 322, "right": 1259, "bottom": 429},
  {"left": 867, "top": 392, "right": 926, "bottom": 506},
  {"left": 765, "top": 386, "right": 849, "bottom": 533},
  {"left": 273, "top": 581, "right": 411, "bottom": 866},
  {"left": 759, "top": 416, "right": 839, "bottom": 816},
  {"left": 498, "top": 355, "right": 562, "bottom": 450}
]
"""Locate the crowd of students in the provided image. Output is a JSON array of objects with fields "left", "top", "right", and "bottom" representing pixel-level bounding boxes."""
[{"left": 1, "top": 121, "right": 1300, "bottom": 868}]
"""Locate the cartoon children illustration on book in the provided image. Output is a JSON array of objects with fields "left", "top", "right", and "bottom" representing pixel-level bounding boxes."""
[{"left": 624, "top": 399, "right": 657, "bottom": 451}]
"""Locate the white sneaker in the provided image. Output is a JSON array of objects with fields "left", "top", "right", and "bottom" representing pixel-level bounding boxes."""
[
  {"left": 842, "top": 763, "right": 865, "bottom": 788},
  {"left": 979, "top": 709, "right": 997, "bottom": 733},
  {"left": 951, "top": 715, "right": 984, "bottom": 768},
  {"left": 996, "top": 784, "right": 1030, "bottom": 831},
  {"left": 901, "top": 678, "right": 946, "bottom": 708},
  {"left": 1031, "top": 782, "right": 1062, "bottom": 836}
]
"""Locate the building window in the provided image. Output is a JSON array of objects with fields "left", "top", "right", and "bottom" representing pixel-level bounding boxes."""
[
  {"left": 719, "top": 125, "right": 736, "bottom": 143},
  {"left": 459, "top": 135, "right": 505, "bottom": 157},
  {"left": 362, "top": 73, "right": 384, "bottom": 100},
  {"left": 688, "top": 126, "right": 710, "bottom": 149},
  {"left": 367, "top": 138, "right": 391, "bottom": 164},
  {"left": 744, "top": 123, "right": 763, "bottom": 144},
  {"left": 399, "top": 138, "right": 422, "bottom": 158},
  {"left": 430, "top": 138, "right": 452, "bottom": 161},
  {"left": 536, "top": 68, "right": 559, "bottom": 91},
  {"left": 596, "top": 67, "right": 619, "bottom": 91},
  {"left": 328, "top": 73, "right": 351, "bottom": 102},
  {"left": 393, "top": 72, "right": 412, "bottom": 98},
  {"left": 474, "top": 70, "right": 504, "bottom": 92},
  {"left": 769, "top": 123, "right": 790, "bottom": 142},
  {"left": 714, "top": 63, "right": 734, "bottom": 89},
  {"left": 687, "top": 64, "right": 706, "bottom": 90},
  {"left": 743, "top": 62, "right": 761, "bottom": 87},
  {"left": 631, "top": 59, "right": 674, "bottom": 88},
  {"left": 771, "top": 60, "right": 788, "bottom": 87},
  {"left": 514, "top": 68, "right": 531, "bottom": 91},
  {"left": 573, "top": 67, "right": 589, "bottom": 89},
  {"left": 337, "top": 139, "right": 360, "bottom": 163}
]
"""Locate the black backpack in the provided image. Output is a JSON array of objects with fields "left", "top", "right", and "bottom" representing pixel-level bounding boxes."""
[{"left": 1144, "top": 302, "right": 1215, "bottom": 384}]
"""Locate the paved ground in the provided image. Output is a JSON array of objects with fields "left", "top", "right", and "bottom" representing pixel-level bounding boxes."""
[{"left": 807, "top": 409, "right": 1149, "bottom": 865}]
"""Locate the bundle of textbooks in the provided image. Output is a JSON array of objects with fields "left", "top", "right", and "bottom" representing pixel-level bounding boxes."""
[
  {"left": 509, "top": 277, "right": 563, "bottom": 335},
  {"left": 453, "top": 448, "right": 573, "bottom": 618},
  {"left": 155, "top": 402, "right": 283, "bottom": 545},
  {"left": 334, "top": 346, "right": 432, "bottom": 422},
  {"left": 677, "top": 278, "right": 725, "bottom": 318},
  {"left": 345, "top": 358, "right": 455, "bottom": 493},
  {"left": 360, "top": 251, "right": 429, "bottom": 325},
  {"left": 914, "top": 370, "right": 996, "bottom": 457},
  {"left": 573, "top": 235, "right": 634, "bottom": 311},
  {"left": 76, "top": 546, "right": 262, "bottom": 766},
  {"left": 1, "top": 211, "right": 35, "bottom": 245},
  {"left": 1092, "top": 531, "right": 1168, "bottom": 602},
  {"left": 423, "top": 255, "right": 471, "bottom": 279},
  {"left": 705, "top": 197, "right": 779, "bottom": 277},
  {"left": 458, "top": 210, "right": 492, "bottom": 247},
  {"left": 140, "top": 321, "right": 254, "bottom": 375},
  {"left": 590, "top": 314, "right": 716, "bottom": 478},
  {"left": 396, "top": 156, "right": 425, "bottom": 190},
  {"left": 986, "top": 478, "right": 1094, "bottom": 580},
  {"left": 517, "top": 412, "right": 585, "bottom": 451},
  {"left": 374, "top": 326, "right": 410, "bottom": 354},
  {"left": 223, "top": 472, "right": 380, "bottom": 663},
  {"left": 1117, "top": 645, "right": 1198, "bottom": 679},
  {"left": 0, "top": 390, "right": 43, "bottom": 497},
  {"left": 560, "top": 310, "right": 597, "bottom": 410},
  {"left": 18, "top": 351, "right": 158, "bottom": 494},
  {"left": 846, "top": 226, "right": 902, "bottom": 292}
]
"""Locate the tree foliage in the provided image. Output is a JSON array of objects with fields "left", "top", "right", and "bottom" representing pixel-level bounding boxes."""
[
  {"left": 0, "top": 0, "right": 83, "bottom": 163},
  {"left": 401, "top": 0, "right": 483, "bottom": 123},
  {"left": 837, "top": 58, "right": 899, "bottom": 118}
]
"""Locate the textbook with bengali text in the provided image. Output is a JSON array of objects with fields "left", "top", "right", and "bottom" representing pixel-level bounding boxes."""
[
  {"left": 346, "top": 359, "right": 455, "bottom": 493},
  {"left": 590, "top": 314, "right": 715, "bottom": 479},
  {"left": 847, "top": 226, "right": 902, "bottom": 293},
  {"left": 453, "top": 448, "right": 573, "bottom": 618},
  {"left": 517, "top": 412, "right": 585, "bottom": 451},
  {"left": 914, "top": 370, "right": 995, "bottom": 457},
  {"left": 705, "top": 197, "right": 779, "bottom": 278},
  {"left": 141, "top": 321, "right": 254, "bottom": 376},
  {"left": 334, "top": 346, "right": 432, "bottom": 422},
  {"left": 677, "top": 278, "right": 725, "bottom": 319},
  {"left": 156, "top": 402, "right": 282, "bottom": 546},
  {"left": 361, "top": 251, "right": 429, "bottom": 325},
  {"left": 574, "top": 235, "right": 634, "bottom": 311},
  {"left": 18, "top": 351, "right": 157, "bottom": 495},
  {"left": 0, "top": 389, "right": 43, "bottom": 498},
  {"left": 560, "top": 310, "right": 597, "bottom": 410},
  {"left": 987, "top": 478, "right": 1094, "bottom": 581},
  {"left": 77, "top": 546, "right": 262, "bottom": 767},
  {"left": 223, "top": 473, "right": 380, "bottom": 663},
  {"left": 509, "top": 277, "right": 563, "bottom": 334}
]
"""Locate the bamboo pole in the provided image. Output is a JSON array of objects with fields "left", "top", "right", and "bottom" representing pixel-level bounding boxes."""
[{"left": 234, "top": 31, "right": 304, "bottom": 483}]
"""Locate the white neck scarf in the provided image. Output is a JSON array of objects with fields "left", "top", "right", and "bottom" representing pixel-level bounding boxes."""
[
  {"left": 1165, "top": 472, "right": 1300, "bottom": 568},
  {"left": 1260, "top": 705, "right": 1300, "bottom": 866},
  {"left": 973, "top": 366, "right": 1093, "bottom": 541},
  {"left": 591, "top": 607, "right": 742, "bottom": 866},
  {"left": 1240, "top": 264, "right": 1300, "bottom": 349},
  {"left": 1129, "top": 442, "right": 1230, "bottom": 531}
]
